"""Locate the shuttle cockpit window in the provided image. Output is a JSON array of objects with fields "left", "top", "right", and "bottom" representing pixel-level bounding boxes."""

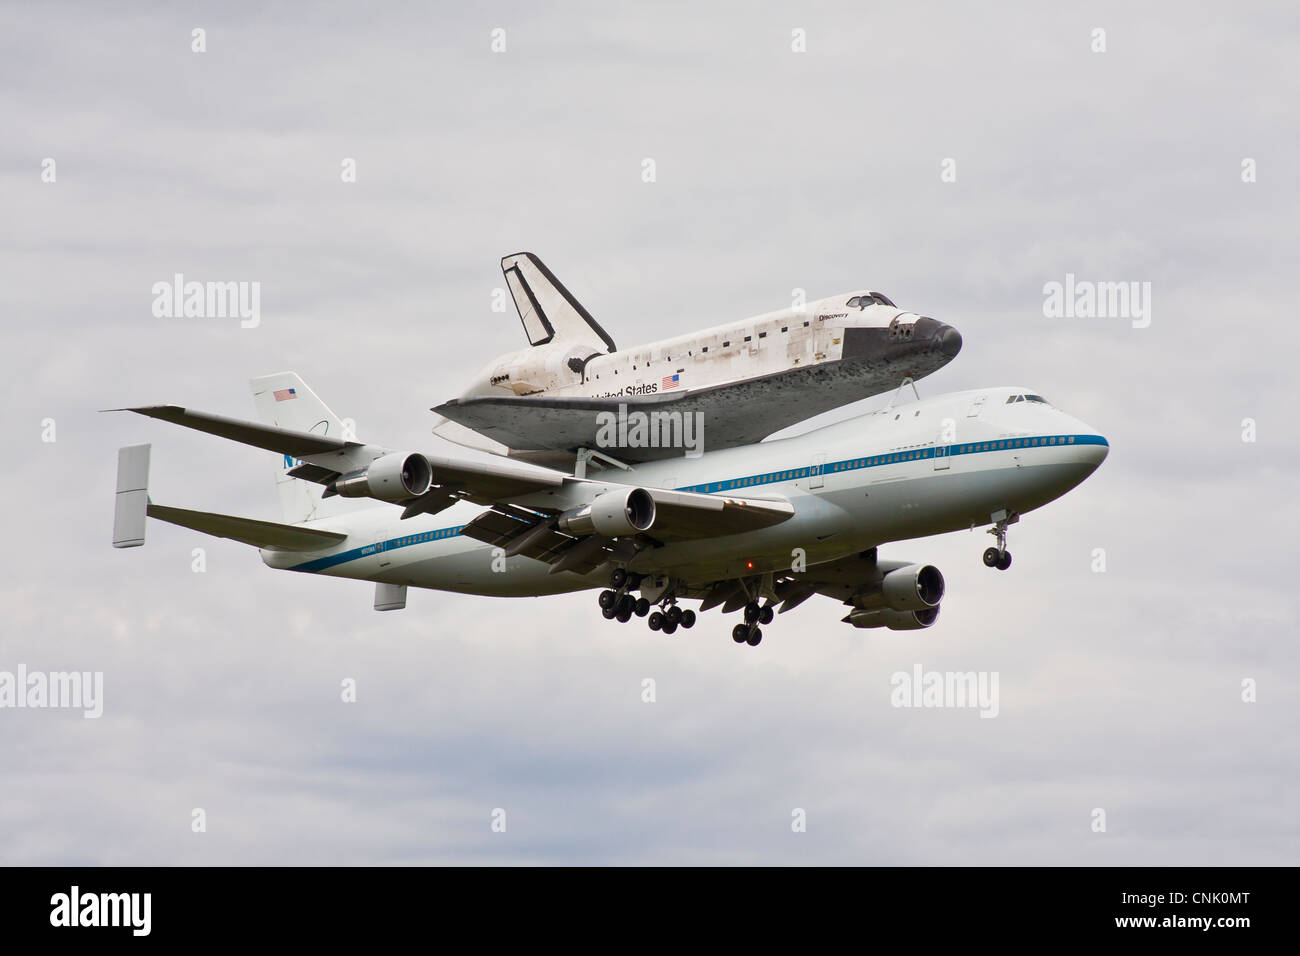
[
  {"left": 1005, "top": 394, "right": 1050, "bottom": 405},
  {"left": 847, "top": 292, "right": 898, "bottom": 310}
]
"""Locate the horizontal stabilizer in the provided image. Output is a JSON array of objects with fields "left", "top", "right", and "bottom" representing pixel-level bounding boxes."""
[{"left": 146, "top": 504, "right": 347, "bottom": 552}]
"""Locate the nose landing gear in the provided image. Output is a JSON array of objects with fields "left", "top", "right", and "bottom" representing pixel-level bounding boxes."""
[{"left": 982, "top": 512, "right": 1017, "bottom": 571}]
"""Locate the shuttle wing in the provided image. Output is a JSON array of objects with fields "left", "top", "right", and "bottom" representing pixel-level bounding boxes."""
[{"left": 434, "top": 365, "right": 878, "bottom": 463}]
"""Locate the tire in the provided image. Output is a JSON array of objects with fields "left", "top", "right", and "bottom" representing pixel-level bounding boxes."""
[
  {"left": 617, "top": 606, "right": 633, "bottom": 623},
  {"left": 602, "top": 606, "right": 618, "bottom": 620},
  {"left": 662, "top": 620, "right": 678, "bottom": 635},
  {"left": 617, "top": 595, "right": 635, "bottom": 616},
  {"left": 680, "top": 609, "right": 696, "bottom": 629},
  {"left": 610, "top": 568, "right": 627, "bottom": 589},
  {"left": 598, "top": 589, "right": 616, "bottom": 610},
  {"left": 743, "top": 601, "right": 761, "bottom": 623},
  {"left": 746, "top": 627, "right": 763, "bottom": 647},
  {"left": 666, "top": 605, "right": 682, "bottom": 626},
  {"left": 634, "top": 598, "right": 650, "bottom": 617},
  {"left": 983, "top": 547, "right": 1000, "bottom": 567},
  {"left": 996, "top": 550, "right": 1012, "bottom": 571},
  {"left": 732, "top": 624, "right": 749, "bottom": 643},
  {"left": 648, "top": 612, "right": 664, "bottom": 631},
  {"left": 759, "top": 605, "right": 774, "bottom": 625}
]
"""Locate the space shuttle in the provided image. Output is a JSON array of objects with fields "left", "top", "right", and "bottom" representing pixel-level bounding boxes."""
[{"left": 432, "top": 253, "right": 963, "bottom": 467}]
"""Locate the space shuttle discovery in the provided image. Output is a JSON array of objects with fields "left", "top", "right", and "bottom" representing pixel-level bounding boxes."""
[{"left": 433, "top": 253, "right": 963, "bottom": 466}]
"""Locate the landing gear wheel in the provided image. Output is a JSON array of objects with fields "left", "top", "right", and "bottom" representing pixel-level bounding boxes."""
[
  {"left": 996, "top": 550, "right": 1012, "bottom": 571},
  {"left": 732, "top": 623, "right": 749, "bottom": 643},
  {"left": 680, "top": 609, "right": 696, "bottom": 629},
  {"left": 634, "top": 598, "right": 650, "bottom": 617},
  {"left": 666, "top": 605, "right": 682, "bottom": 626},
  {"left": 609, "top": 568, "right": 627, "bottom": 589},
  {"left": 617, "top": 595, "right": 635, "bottom": 616},
  {"left": 598, "top": 589, "right": 616, "bottom": 609},
  {"left": 602, "top": 606, "right": 618, "bottom": 620},
  {"left": 616, "top": 605, "right": 633, "bottom": 623},
  {"left": 746, "top": 627, "right": 763, "bottom": 647},
  {"left": 983, "top": 547, "right": 1000, "bottom": 568},
  {"left": 662, "top": 620, "right": 678, "bottom": 635},
  {"left": 743, "top": 601, "right": 761, "bottom": 624},
  {"left": 759, "top": 605, "right": 774, "bottom": 625},
  {"left": 648, "top": 611, "right": 664, "bottom": 631}
]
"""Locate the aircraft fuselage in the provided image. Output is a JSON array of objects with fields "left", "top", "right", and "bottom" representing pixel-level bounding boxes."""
[{"left": 267, "top": 386, "right": 1107, "bottom": 597}]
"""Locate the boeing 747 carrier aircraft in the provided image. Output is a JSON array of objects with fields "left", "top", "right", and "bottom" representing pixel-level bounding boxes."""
[
  {"left": 432, "top": 253, "right": 963, "bottom": 467},
  {"left": 111, "top": 373, "right": 1107, "bottom": 647}
]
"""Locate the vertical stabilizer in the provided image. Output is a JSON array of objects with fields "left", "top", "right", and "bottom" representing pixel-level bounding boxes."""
[
  {"left": 500, "top": 252, "right": 617, "bottom": 352},
  {"left": 250, "top": 372, "right": 360, "bottom": 524}
]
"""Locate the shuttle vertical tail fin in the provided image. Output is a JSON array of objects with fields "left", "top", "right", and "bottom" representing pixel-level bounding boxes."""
[{"left": 501, "top": 252, "right": 617, "bottom": 352}]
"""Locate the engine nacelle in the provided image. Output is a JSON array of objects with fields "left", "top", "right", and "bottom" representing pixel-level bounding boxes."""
[
  {"left": 332, "top": 452, "right": 432, "bottom": 502},
  {"left": 557, "top": 487, "right": 656, "bottom": 537},
  {"left": 853, "top": 563, "right": 945, "bottom": 612},
  {"left": 844, "top": 606, "right": 940, "bottom": 630}
]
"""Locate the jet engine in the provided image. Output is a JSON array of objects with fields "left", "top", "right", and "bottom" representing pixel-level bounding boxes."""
[
  {"left": 844, "top": 606, "right": 940, "bottom": 630},
  {"left": 331, "top": 452, "right": 433, "bottom": 502},
  {"left": 557, "top": 487, "right": 656, "bottom": 537},
  {"left": 852, "top": 563, "right": 945, "bottom": 612}
]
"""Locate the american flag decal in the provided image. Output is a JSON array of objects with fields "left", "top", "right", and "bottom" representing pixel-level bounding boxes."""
[
  {"left": 273, "top": 387, "right": 297, "bottom": 402},
  {"left": 661, "top": 374, "right": 680, "bottom": 390}
]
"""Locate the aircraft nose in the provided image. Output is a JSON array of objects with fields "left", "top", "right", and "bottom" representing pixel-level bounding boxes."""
[{"left": 1083, "top": 436, "right": 1109, "bottom": 468}]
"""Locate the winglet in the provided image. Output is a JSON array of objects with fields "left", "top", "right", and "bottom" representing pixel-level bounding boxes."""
[{"left": 113, "top": 443, "right": 151, "bottom": 548}]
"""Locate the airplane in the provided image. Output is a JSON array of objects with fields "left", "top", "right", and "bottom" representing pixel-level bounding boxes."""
[
  {"left": 431, "top": 252, "right": 964, "bottom": 468},
  {"left": 110, "top": 372, "right": 1108, "bottom": 646}
]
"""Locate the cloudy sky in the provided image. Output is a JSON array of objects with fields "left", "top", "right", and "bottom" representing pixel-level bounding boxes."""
[{"left": 2, "top": 1, "right": 1297, "bottom": 864}]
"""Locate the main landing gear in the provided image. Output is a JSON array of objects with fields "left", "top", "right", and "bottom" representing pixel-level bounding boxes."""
[
  {"left": 599, "top": 568, "right": 695, "bottom": 634},
  {"left": 731, "top": 599, "right": 774, "bottom": 646},
  {"left": 982, "top": 513, "right": 1016, "bottom": 571}
]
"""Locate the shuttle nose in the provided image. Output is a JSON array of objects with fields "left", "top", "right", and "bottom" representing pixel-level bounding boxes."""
[{"left": 938, "top": 325, "right": 962, "bottom": 358}]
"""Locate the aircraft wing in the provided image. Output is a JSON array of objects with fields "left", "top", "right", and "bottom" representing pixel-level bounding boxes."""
[
  {"left": 116, "top": 398, "right": 794, "bottom": 576},
  {"left": 116, "top": 404, "right": 568, "bottom": 517},
  {"left": 459, "top": 485, "right": 794, "bottom": 576}
]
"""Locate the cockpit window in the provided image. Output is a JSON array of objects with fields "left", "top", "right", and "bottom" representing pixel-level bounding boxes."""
[
  {"left": 846, "top": 292, "right": 898, "bottom": 310},
  {"left": 1005, "top": 394, "right": 1050, "bottom": 404}
]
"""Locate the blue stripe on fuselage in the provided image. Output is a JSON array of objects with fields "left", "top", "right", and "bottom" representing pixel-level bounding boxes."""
[{"left": 289, "top": 434, "right": 1109, "bottom": 572}]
